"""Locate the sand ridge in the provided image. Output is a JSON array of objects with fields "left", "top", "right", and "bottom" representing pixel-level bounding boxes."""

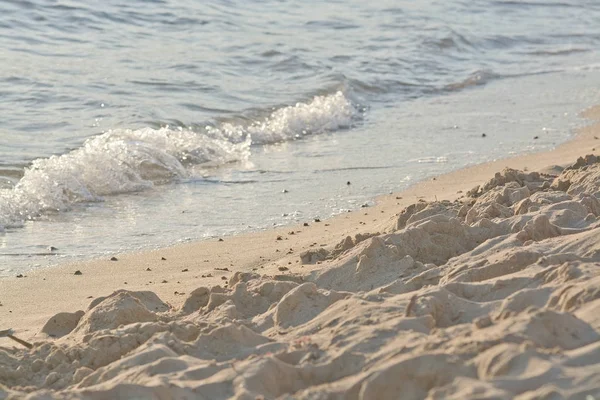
[{"left": 1, "top": 153, "right": 600, "bottom": 399}]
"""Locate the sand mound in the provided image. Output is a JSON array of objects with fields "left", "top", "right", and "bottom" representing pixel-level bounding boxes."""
[
  {"left": 2, "top": 158, "right": 600, "bottom": 399},
  {"left": 75, "top": 291, "right": 165, "bottom": 334},
  {"left": 41, "top": 311, "right": 85, "bottom": 338}
]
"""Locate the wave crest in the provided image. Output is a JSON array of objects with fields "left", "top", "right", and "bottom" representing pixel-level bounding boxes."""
[{"left": 208, "top": 91, "right": 357, "bottom": 144}]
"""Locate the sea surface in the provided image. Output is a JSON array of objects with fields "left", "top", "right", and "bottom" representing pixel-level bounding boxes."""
[{"left": 1, "top": 0, "right": 600, "bottom": 275}]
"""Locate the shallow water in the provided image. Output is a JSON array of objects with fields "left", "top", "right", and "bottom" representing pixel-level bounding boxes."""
[{"left": 1, "top": 0, "right": 600, "bottom": 273}]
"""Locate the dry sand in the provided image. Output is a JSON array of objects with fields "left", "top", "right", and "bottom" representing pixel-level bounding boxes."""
[{"left": 1, "top": 107, "right": 600, "bottom": 399}]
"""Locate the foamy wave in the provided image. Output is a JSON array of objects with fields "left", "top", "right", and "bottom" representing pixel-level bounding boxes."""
[
  {"left": 207, "top": 91, "right": 357, "bottom": 144},
  {"left": 0, "top": 128, "right": 251, "bottom": 228},
  {"left": 0, "top": 91, "right": 357, "bottom": 228}
]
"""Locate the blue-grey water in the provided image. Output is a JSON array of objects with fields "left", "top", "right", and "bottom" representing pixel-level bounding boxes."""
[{"left": 1, "top": 0, "right": 600, "bottom": 275}]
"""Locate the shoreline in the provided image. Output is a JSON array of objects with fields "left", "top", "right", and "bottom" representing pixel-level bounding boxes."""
[{"left": 1, "top": 106, "right": 599, "bottom": 340}]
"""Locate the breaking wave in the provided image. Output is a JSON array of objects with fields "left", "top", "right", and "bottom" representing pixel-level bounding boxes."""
[{"left": 0, "top": 91, "right": 357, "bottom": 228}]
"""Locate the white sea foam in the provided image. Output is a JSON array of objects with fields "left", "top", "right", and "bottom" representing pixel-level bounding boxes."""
[
  {"left": 207, "top": 91, "right": 357, "bottom": 144},
  {"left": 0, "top": 92, "right": 356, "bottom": 228},
  {"left": 415, "top": 156, "right": 449, "bottom": 163},
  {"left": 0, "top": 128, "right": 250, "bottom": 228}
]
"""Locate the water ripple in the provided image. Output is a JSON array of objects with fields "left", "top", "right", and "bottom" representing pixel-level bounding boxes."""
[{"left": 0, "top": 0, "right": 599, "bottom": 169}]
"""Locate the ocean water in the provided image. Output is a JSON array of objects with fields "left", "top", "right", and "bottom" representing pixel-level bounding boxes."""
[{"left": 1, "top": 0, "right": 600, "bottom": 275}]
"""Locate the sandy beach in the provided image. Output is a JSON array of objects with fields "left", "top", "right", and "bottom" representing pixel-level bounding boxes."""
[{"left": 1, "top": 106, "right": 600, "bottom": 399}]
